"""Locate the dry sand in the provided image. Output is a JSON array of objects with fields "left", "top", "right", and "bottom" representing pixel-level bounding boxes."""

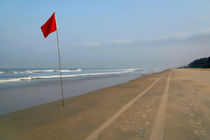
[{"left": 0, "top": 69, "right": 210, "bottom": 140}]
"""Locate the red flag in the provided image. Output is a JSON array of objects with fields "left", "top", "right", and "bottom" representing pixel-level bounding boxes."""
[{"left": 41, "top": 12, "right": 57, "bottom": 38}]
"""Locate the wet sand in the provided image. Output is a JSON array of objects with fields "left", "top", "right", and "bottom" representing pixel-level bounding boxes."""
[
  {"left": 0, "top": 69, "right": 210, "bottom": 140},
  {"left": 0, "top": 72, "right": 141, "bottom": 115}
]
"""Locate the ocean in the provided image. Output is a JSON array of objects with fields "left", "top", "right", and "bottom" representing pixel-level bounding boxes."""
[
  {"left": 0, "top": 67, "right": 162, "bottom": 115},
  {"left": 0, "top": 68, "right": 144, "bottom": 88}
]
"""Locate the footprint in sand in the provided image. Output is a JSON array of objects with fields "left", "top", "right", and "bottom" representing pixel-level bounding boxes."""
[
  {"left": 191, "top": 120, "right": 206, "bottom": 136},
  {"left": 193, "top": 130, "right": 206, "bottom": 136}
]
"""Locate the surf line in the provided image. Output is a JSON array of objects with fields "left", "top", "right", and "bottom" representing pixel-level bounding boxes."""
[
  {"left": 85, "top": 73, "right": 166, "bottom": 140},
  {"left": 150, "top": 72, "right": 171, "bottom": 140}
]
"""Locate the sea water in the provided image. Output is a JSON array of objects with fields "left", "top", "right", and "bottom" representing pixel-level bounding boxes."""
[{"left": 0, "top": 68, "right": 143, "bottom": 88}]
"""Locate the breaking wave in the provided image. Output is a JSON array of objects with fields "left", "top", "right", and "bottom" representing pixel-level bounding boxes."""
[
  {"left": 0, "top": 68, "right": 141, "bottom": 84},
  {"left": 3, "top": 68, "right": 82, "bottom": 74}
]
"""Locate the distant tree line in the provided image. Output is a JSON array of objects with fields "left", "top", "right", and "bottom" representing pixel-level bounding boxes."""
[{"left": 187, "top": 56, "right": 210, "bottom": 68}]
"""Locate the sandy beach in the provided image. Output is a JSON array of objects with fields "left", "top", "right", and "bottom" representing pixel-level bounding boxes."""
[{"left": 0, "top": 69, "right": 210, "bottom": 140}]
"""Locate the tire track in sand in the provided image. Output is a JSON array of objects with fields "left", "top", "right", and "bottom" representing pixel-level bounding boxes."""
[
  {"left": 85, "top": 73, "right": 165, "bottom": 140},
  {"left": 150, "top": 72, "right": 171, "bottom": 140}
]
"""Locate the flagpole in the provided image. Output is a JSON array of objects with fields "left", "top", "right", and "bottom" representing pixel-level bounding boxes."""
[
  {"left": 56, "top": 30, "right": 64, "bottom": 107},
  {"left": 41, "top": 12, "right": 64, "bottom": 106}
]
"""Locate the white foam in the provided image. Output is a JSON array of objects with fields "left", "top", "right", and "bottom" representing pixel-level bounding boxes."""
[
  {"left": 57, "top": 69, "right": 82, "bottom": 73},
  {"left": 9, "top": 68, "right": 82, "bottom": 74},
  {"left": 25, "top": 70, "right": 55, "bottom": 73},
  {"left": 0, "top": 77, "right": 33, "bottom": 83},
  {"left": 10, "top": 70, "right": 55, "bottom": 74},
  {"left": 0, "top": 68, "right": 140, "bottom": 84},
  {"left": 47, "top": 68, "right": 137, "bottom": 78},
  {"left": 0, "top": 71, "right": 4, "bottom": 74}
]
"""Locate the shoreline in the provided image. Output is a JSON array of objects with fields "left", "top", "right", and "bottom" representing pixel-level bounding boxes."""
[{"left": 0, "top": 71, "right": 144, "bottom": 116}]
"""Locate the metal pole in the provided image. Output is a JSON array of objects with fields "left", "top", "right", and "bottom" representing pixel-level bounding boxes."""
[{"left": 56, "top": 30, "right": 64, "bottom": 106}]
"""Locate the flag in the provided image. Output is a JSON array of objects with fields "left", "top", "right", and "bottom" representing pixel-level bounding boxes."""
[{"left": 41, "top": 12, "right": 57, "bottom": 38}]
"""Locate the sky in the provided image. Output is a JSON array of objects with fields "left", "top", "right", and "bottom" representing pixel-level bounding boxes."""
[{"left": 1, "top": 0, "right": 210, "bottom": 69}]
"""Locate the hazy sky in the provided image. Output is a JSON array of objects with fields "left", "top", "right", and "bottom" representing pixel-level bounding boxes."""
[{"left": 1, "top": 0, "right": 210, "bottom": 69}]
